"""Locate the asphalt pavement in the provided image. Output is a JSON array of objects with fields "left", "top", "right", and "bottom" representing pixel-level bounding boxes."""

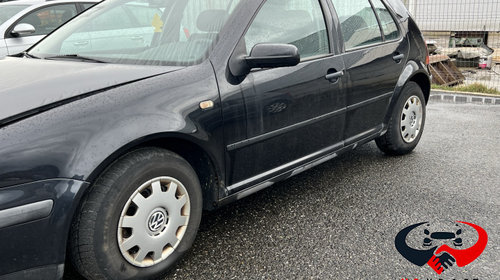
[{"left": 163, "top": 98, "right": 500, "bottom": 279}]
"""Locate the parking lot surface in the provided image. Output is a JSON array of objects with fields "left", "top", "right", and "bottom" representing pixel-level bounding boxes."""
[{"left": 163, "top": 100, "right": 500, "bottom": 280}]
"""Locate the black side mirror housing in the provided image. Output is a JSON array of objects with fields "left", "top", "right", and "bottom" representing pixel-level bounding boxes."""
[
  {"left": 229, "top": 43, "right": 300, "bottom": 77},
  {"left": 246, "top": 43, "right": 300, "bottom": 69}
]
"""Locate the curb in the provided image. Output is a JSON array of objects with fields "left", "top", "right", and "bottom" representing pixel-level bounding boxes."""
[
  {"left": 431, "top": 89, "right": 500, "bottom": 98},
  {"left": 430, "top": 90, "right": 500, "bottom": 105}
]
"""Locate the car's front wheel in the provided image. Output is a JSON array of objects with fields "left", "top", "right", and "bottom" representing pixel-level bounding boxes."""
[
  {"left": 376, "top": 81, "right": 426, "bottom": 155},
  {"left": 70, "top": 148, "right": 202, "bottom": 280}
]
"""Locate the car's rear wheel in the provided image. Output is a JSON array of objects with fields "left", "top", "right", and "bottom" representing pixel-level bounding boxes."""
[
  {"left": 376, "top": 82, "right": 426, "bottom": 155},
  {"left": 70, "top": 148, "right": 202, "bottom": 280}
]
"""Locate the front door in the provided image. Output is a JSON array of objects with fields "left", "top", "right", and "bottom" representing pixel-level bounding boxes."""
[{"left": 226, "top": 0, "right": 347, "bottom": 186}]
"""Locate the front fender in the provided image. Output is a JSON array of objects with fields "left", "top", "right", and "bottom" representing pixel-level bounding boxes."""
[{"left": 0, "top": 60, "right": 224, "bottom": 190}]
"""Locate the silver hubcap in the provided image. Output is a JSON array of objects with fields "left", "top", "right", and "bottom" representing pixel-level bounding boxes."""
[
  {"left": 117, "top": 177, "right": 190, "bottom": 267},
  {"left": 400, "top": 95, "right": 423, "bottom": 143}
]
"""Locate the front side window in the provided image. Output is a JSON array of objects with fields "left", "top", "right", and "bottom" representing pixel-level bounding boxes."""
[
  {"left": 16, "top": 4, "right": 78, "bottom": 37},
  {"left": 244, "top": 0, "right": 329, "bottom": 60},
  {"left": 331, "top": 0, "right": 383, "bottom": 50},
  {"left": 29, "top": 0, "right": 241, "bottom": 66}
]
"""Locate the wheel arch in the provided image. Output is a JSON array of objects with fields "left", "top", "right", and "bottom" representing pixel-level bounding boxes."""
[
  {"left": 409, "top": 71, "right": 431, "bottom": 104},
  {"left": 384, "top": 61, "right": 431, "bottom": 125},
  {"left": 85, "top": 133, "right": 223, "bottom": 211}
]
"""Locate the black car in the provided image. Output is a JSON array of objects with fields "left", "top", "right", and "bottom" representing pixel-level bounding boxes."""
[{"left": 0, "top": 0, "right": 430, "bottom": 279}]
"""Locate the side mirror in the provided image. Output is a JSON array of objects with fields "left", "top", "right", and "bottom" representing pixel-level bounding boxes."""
[
  {"left": 246, "top": 43, "right": 300, "bottom": 69},
  {"left": 11, "top": 23, "right": 36, "bottom": 37},
  {"left": 229, "top": 43, "right": 300, "bottom": 77}
]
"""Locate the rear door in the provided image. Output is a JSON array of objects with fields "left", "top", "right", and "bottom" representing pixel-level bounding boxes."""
[
  {"left": 329, "top": 0, "right": 408, "bottom": 143},
  {"left": 226, "top": 0, "right": 347, "bottom": 186},
  {"left": 5, "top": 4, "right": 78, "bottom": 55}
]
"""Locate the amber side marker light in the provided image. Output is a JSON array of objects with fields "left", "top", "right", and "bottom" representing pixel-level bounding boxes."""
[{"left": 199, "top": 100, "right": 214, "bottom": 110}]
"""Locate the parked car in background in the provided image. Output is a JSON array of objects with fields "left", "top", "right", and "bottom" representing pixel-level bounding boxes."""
[
  {"left": 0, "top": 0, "right": 98, "bottom": 59},
  {"left": 0, "top": 0, "right": 430, "bottom": 279}
]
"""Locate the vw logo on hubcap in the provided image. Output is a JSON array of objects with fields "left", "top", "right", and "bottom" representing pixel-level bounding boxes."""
[
  {"left": 410, "top": 112, "right": 417, "bottom": 126},
  {"left": 148, "top": 210, "right": 166, "bottom": 232}
]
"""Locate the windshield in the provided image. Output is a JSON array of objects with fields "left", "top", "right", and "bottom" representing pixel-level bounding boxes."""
[
  {"left": 0, "top": 5, "right": 30, "bottom": 26},
  {"left": 29, "top": 0, "right": 241, "bottom": 66}
]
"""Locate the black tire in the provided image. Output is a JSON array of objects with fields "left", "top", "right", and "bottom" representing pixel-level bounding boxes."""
[
  {"left": 376, "top": 82, "right": 426, "bottom": 155},
  {"left": 70, "top": 148, "right": 202, "bottom": 280}
]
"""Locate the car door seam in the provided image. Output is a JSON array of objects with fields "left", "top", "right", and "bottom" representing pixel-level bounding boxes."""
[
  {"left": 346, "top": 91, "right": 393, "bottom": 112},
  {"left": 226, "top": 107, "right": 346, "bottom": 151}
]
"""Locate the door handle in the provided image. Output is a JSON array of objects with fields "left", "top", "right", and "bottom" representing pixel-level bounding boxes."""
[
  {"left": 130, "top": 36, "right": 144, "bottom": 41},
  {"left": 393, "top": 53, "right": 405, "bottom": 62},
  {"left": 325, "top": 70, "right": 344, "bottom": 82}
]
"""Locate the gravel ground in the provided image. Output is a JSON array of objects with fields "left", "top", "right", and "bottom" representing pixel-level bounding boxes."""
[{"left": 162, "top": 101, "right": 500, "bottom": 280}]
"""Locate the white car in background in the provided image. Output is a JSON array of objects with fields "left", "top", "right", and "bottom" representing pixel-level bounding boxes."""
[{"left": 0, "top": 0, "right": 98, "bottom": 58}]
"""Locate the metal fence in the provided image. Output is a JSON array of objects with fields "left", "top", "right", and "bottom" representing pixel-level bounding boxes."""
[{"left": 402, "top": 0, "right": 500, "bottom": 93}]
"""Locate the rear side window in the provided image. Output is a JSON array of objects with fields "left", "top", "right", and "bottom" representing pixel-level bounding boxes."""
[
  {"left": 331, "top": 0, "right": 382, "bottom": 50},
  {"left": 244, "top": 0, "right": 329, "bottom": 60},
  {"left": 371, "top": 0, "right": 399, "bottom": 41}
]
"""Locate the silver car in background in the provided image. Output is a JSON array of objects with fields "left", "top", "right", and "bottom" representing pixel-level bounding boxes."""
[{"left": 0, "top": 0, "right": 98, "bottom": 58}]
